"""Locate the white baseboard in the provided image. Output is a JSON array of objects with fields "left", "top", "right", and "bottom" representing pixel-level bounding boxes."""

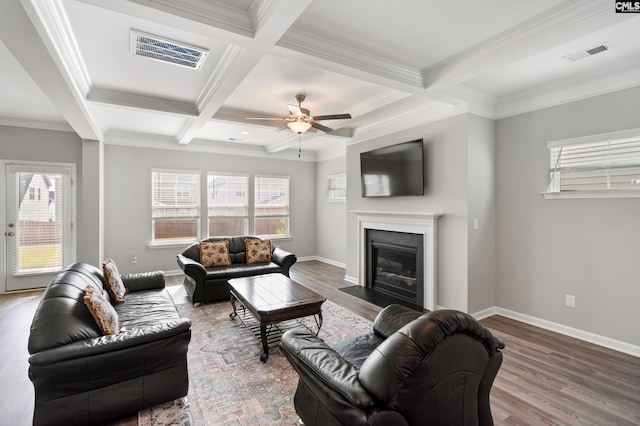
[
  {"left": 343, "top": 275, "right": 358, "bottom": 284},
  {"left": 472, "top": 306, "right": 640, "bottom": 358},
  {"left": 297, "top": 256, "right": 346, "bottom": 269},
  {"left": 163, "top": 269, "right": 183, "bottom": 277}
]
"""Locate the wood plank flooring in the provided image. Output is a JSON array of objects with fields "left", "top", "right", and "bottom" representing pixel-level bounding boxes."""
[{"left": 1, "top": 260, "right": 638, "bottom": 425}]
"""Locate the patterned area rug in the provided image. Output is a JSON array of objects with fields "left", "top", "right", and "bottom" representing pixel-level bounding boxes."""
[{"left": 138, "top": 300, "right": 372, "bottom": 425}]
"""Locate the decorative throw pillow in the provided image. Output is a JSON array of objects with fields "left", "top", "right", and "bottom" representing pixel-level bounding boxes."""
[
  {"left": 245, "top": 239, "right": 272, "bottom": 264},
  {"left": 84, "top": 285, "right": 122, "bottom": 335},
  {"left": 200, "top": 240, "right": 232, "bottom": 267},
  {"left": 102, "top": 258, "right": 128, "bottom": 304}
]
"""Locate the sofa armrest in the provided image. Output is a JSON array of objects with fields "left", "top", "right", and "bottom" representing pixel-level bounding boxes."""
[
  {"left": 281, "top": 329, "right": 374, "bottom": 409},
  {"left": 29, "top": 318, "right": 191, "bottom": 366},
  {"left": 372, "top": 304, "right": 424, "bottom": 339},
  {"left": 177, "top": 254, "right": 206, "bottom": 280},
  {"left": 272, "top": 247, "right": 296, "bottom": 275},
  {"left": 121, "top": 271, "right": 165, "bottom": 292}
]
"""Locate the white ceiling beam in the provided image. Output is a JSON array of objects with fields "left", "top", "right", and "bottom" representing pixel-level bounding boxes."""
[
  {"left": 420, "top": 0, "right": 633, "bottom": 92},
  {"left": 0, "top": 0, "right": 102, "bottom": 140},
  {"left": 176, "top": 0, "right": 313, "bottom": 144},
  {"left": 87, "top": 88, "right": 199, "bottom": 117}
]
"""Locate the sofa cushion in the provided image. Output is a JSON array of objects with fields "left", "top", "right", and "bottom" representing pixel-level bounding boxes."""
[
  {"left": 116, "top": 289, "right": 182, "bottom": 328},
  {"left": 102, "top": 258, "right": 128, "bottom": 303},
  {"left": 204, "top": 262, "right": 282, "bottom": 281},
  {"left": 200, "top": 240, "right": 232, "bottom": 267},
  {"left": 245, "top": 239, "right": 272, "bottom": 264},
  {"left": 84, "top": 285, "right": 122, "bottom": 335}
]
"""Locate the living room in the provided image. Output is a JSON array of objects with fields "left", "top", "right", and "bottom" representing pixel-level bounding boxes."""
[{"left": 1, "top": 1, "right": 640, "bottom": 425}]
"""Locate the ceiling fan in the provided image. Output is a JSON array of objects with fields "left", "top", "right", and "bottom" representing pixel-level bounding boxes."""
[{"left": 246, "top": 94, "right": 352, "bottom": 134}]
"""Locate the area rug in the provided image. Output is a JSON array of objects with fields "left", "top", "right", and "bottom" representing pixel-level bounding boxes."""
[{"left": 137, "top": 300, "right": 372, "bottom": 425}]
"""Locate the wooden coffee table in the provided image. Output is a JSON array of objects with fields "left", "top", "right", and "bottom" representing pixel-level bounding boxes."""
[{"left": 228, "top": 273, "right": 326, "bottom": 362}]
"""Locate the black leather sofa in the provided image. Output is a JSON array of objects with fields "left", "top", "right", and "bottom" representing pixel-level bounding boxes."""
[
  {"left": 28, "top": 262, "right": 191, "bottom": 426},
  {"left": 281, "top": 304, "right": 505, "bottom": 426},
  {"left": 176, "top": 236, "right": 297, "bottom": 304}
]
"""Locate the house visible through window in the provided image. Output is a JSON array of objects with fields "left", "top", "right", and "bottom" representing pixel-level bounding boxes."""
[
  {"left": 208, "top": 174, "right": 249, "bottom": 237},
  {"left": 151, "top": 170, "right": 200, "bottom": 243},
  {"left": 254, "top": 176, "right": 290, "bottom": 237},
  {"left": 328, "top": 172, "right": 347, "bottom": 201},
  {"left": 547, "top": 128, "right": 640, "bottom": 197}
]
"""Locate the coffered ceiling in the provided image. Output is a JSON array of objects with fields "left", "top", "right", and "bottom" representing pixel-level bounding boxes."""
[{"left": 0, "top": 0, "right": 639, "bottom": 159}]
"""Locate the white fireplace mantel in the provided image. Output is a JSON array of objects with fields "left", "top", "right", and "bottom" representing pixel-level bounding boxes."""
[{"left": 352, "top": 211, "right": 442, "bottom": 311}]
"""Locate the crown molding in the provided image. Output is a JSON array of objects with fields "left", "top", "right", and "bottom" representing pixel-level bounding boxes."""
[
  {"left": 421, "top": 0, "right": 622, "bottom": 91},
  {"left": 0, "top": 118, "right": 74, "bottom": 133},
  {"left": 105, "top": 130, "right": 317, "bottom": 162},
  {"left": 277, "top": 28, "right": 423, "bottom": 90},
  {"left": 127, "top": 0, "right": 253, "bottom": 38},
  {"left": 87, "top": 88, "right": 199, "bottom": 116},
  {"left": 348, "top": 102, "right": 467, "bottom": 147},
  {"left": 496, "top": 60, "right": 640, "bottom": 119}
]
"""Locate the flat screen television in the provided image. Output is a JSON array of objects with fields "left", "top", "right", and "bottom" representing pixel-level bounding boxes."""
[{"left": 360, "top": 139, "right": 424, "bottom": 197}]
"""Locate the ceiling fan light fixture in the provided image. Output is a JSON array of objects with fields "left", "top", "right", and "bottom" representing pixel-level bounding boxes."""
[{"left": 287, "top": 119, "right": 312, "bottom": 134}]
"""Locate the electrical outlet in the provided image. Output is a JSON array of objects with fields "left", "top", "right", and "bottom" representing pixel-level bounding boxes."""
[
  {"left": 131, "top": 255, "right": 137, "bottom": 264},
  {"left": 565, "top": 294, "right": 575, "bottom": 308},
  {"left": 473, "top": 218, "right": 479, "bottom": 230}
]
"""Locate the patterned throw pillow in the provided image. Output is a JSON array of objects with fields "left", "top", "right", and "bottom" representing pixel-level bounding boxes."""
[
  {"left": 102, "top": 258, "right": 128, "bottom": 304},
  {"left": 245, "top": 239, "right": 272, "bottom": 264},
  {"left": 200, "top": 241, "right": 232, "bottom": 267},
  {"left": 84, "top": 285, "right": 122, "bottom": 335}
]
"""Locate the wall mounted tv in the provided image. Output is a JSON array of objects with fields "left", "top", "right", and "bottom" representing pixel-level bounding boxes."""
[{"left": 360, "top": 139, "right": 424, "bottom": 197}]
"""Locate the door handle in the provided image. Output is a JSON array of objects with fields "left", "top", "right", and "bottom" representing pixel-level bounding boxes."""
[{"left": 5, "top": 231, "right": 14, "bottom": 237}]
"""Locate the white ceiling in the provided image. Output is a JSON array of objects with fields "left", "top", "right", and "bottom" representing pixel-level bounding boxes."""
[{"left": 0, "top": 0, "right": 639, "bottom": 160}]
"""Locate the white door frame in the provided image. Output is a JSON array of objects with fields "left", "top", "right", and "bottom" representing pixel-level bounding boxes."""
[{"left": 1, "top": 159, "right": 77, "bottom": 293}]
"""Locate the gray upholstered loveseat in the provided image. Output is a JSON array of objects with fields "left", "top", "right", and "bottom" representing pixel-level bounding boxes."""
[{"left": 176, "top": 236, "right": 297, "bottom": 305}]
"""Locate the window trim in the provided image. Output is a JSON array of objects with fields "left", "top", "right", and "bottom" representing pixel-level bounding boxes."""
[
  {"left": 543, "top": 128, "right": 640, "bottom": 199},
  {"left": 150, "top": 168, "right": 201, "bottom": 246}
]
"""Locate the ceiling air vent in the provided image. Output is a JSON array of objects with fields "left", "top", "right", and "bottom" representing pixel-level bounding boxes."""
[
  {"left": 131, "top": 30, "right": 208, "bottom": 70},
  {"left": 563, "top": 43, "right": 609, "bottom": 62}
]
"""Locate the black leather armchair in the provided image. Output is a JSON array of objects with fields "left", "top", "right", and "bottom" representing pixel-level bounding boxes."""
[
  {"left": 281, "top": 304, "right": 505, "bottom": 426},
  {"left": 176, "top": 236, "right": 297, "bottom": 304}
]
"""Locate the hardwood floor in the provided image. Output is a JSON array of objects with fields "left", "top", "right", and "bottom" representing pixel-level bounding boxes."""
[{"left": 1, "top": 260, "right": 638, "bottom": 425}]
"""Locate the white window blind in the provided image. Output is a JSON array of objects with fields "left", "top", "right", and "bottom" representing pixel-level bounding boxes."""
[
  {"left": 151, "top": 170, "right": 200, "bottom": 243},
  {"left": 328, "top": 173, "right": 347, "bottom": 201},
  {"left": 548, "top": 130, "right": 640, "bottom": 193},
  {"left": 207, "top": 174, "right": 249, "bottom": 237},
  {"left": 254, "top": 176, "right": 290, "bottom": 237}
]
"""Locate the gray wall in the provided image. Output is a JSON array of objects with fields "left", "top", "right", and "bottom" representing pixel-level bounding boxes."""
[
  {"left": 104, "top": 144, "right": 316, "bottom": 274},
  {"left": 346, "top": 114, "right": 472, "bottom": 311},
  {"left": 467, "top": 115, "right": 496, "bottom": 313},
  {"left": 315, "top": 156, "right": 347, "bottom": 265},
  {"left": 496, "top": 86, "right": 640, "bottom": 346}
]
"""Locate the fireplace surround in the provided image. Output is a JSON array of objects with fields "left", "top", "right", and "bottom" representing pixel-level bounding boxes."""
[{"left": 355, "top": 211, "right": 440, "bottom": 311}]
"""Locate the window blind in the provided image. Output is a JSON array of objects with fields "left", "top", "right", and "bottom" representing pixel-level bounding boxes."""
[
  {"left": 151, "top": 171, "right": 200, "bottom": 242},
  {"left": 254, "top": 176, "right": 290, "bottom": 237},
  {"left": 549, "top": 136, "right": 640, "bottom": 192},
  {"left": 328, "top": 173, "right": 347, "bottom": 200},
  {"left": 207, "top": 174, "right": 248, "bottom": 236}
]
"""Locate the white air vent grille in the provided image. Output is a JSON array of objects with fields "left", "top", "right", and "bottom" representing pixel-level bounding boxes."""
[
  {"left": 131, "top": 31, "right": 208, "bottom": 70},
  {"left": 563, "top": 43, "right": 609, "bottom": 62}
]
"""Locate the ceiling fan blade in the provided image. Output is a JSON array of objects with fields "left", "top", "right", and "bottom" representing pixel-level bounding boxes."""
[
  {"left": 311, "top": 121, "right": 334, "bottom": 133},
  {"left": 246, "top": 117, "right": 288, "bottom": 121},
  {"left": 287, "top": 104, "right": 303, "bottom": 117},
  {"left": 312, "top": 113, "right": 352, "bottom": 121}
]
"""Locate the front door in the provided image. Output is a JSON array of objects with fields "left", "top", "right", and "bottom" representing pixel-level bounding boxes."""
[{"left": 3, "top": 162, "right": 75, "bottom": 291}]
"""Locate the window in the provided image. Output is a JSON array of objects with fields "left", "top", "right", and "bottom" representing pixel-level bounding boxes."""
[
  {"left": 254, "top": 176, "right": 290, "bottom": 237},
  {"left": 208, "top": 174, "right": 249, "bottom": 237},
  {"left": 328, "top": 173, "right": 347, "bottom": 201},
  {"left": 546, "top": 128, "right": 640, "bottom": 198},
  {"left": 151, "top": 170, "right": 200, "bottom": 243}
]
